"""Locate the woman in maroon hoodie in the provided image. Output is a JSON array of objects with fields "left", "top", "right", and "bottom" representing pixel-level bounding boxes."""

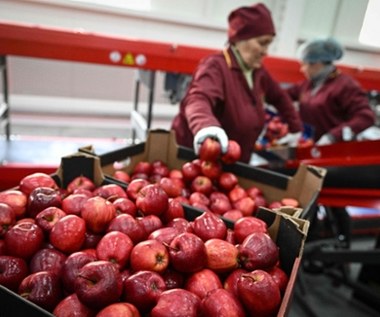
[
  {"left": 286, "top": 38, "right": 375, "bottom": 145},
  {"left": 171, "top": 3, "right": 302, "bottom": 163}
]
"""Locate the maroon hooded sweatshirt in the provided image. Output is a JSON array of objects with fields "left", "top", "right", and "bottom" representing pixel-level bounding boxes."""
[
  {"left": 171, "top": 47, "right": 302, "bottom": 162},
  {"left": 286, "top": 68, "right": 375, "bottom": 141}
]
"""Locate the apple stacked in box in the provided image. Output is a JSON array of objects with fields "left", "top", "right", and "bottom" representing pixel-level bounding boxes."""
[{"left": 0, "top": 148, "right": 298, "bottom": 316}]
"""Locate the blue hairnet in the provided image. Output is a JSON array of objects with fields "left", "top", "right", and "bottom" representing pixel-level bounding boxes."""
[{"left": 298, "top": 38, "right": 344, "bottom": 63}]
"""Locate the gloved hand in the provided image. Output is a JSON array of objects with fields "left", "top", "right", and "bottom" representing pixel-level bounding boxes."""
[
  {"left": 275, "top": 132, "right": 302, "bottom": 147},
  {"left": 316, "top": 133, "right": 334, "bottom": 146},
  {"left": 193, "top": 126, "right": 229, "bottom": 155}
]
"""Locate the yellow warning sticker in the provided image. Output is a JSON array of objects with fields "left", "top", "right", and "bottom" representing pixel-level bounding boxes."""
[{"left": 123, "top": 53, "right": 135, "bottom": 65}]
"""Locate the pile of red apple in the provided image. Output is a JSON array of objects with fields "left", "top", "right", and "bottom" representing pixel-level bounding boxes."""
[
  {"left": 255, "top": 115, "right": 315, "bottom": 151},
  {"left": 0, "top": 140, "right": 298, "bottom": 316}
]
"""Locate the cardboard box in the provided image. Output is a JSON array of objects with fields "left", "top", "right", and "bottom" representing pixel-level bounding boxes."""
[
  {"left": 80, "top": 130, "right": 326, "bottom": 220},
  {"left": 0, "top": 151, "right": 308, "bottom": 317}
]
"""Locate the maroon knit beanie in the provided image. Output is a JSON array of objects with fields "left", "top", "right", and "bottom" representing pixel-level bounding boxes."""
[{"left": 228, "top": 3, "right": 275, "bottom": 44}]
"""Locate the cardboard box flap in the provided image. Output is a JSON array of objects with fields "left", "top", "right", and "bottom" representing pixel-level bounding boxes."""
[
  {"left": 0, "top": 285, "right": 54, "bottom": 317},
  {"left": 53, "top": 153, "right": 127, "bottom": 190},
  {"left": 77, "top": 130, "right": 326, "bottom": 215}
]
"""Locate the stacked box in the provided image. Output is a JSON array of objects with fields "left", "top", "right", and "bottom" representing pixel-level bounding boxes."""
[
  {"left": 0, "top": 132, "right": 319, "bottom": 316},
  {"left": 80, "top": 130, "right": 326, "bottom": 220}
]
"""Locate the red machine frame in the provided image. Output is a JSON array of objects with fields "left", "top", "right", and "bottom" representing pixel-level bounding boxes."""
[{"left": 1, "top": 21, "right": 380, "bottom": 210}]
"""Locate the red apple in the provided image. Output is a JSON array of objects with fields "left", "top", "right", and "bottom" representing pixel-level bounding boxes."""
[
  {"left": 221, "top": 140, "right": 241, "bottom": 164},
  {"left": 237, "top": 270, "right": 281, "bottom": 317},
  {"left": 151, "top": 160, "right": 170, "bottom": 178},
  {"left": 198, "top": 137, "right": 222, "bottom": 161},
  {"left": 200, "top": 160, "right": 222, "bottom": 180},
  {"left": 228, "top": 185, "right": 247, "bottom": 203},
  {"left": 169, "top": 168, "right": 183, "bottom": 179},
  {"left": 234, "top": 216, "right": 268, "bottom": 244},
  {"left": 161, "top": 267, "right": 184, "bottom": 290},
  {"left": 82, "top": 231, "right": 103, "bottom": 250},
  {"left": 191, "top": 176, "right": 213, "bottom": 196},
  {"left": 94, "top": 184, "right": 127, "bottom": 201},
  {"left": 74, "top": 260, "right": 123, "bottom": 310},
  {"left": 50, "top": 215, "right": 86, "bottom": 253},
  {"left": 113, "top": 170, "right": 131, "bottom": 183},
  {"left": 131, "top": 172, "right": 149, "bottom": 181},
  {"left": 0, "top": 203, "right": 16, "bottom": 237},
  {"left": 222, "top": 209, "right": 243, "bottom": 221},
  {"left": 205, "top": 238, "right": 239, "bottom": 273},
  {"left": 73, "top": 188, "right": 94, "bottom": 198},
  {"left": 254, "top": 194, "right": 268, "bottom": 213},
  {"left": 268, "top": 201, "right": 283, "bottom": 209},
  {"left": 0, "top": 240, "right": 6, "bottom": 255},
  {"left": 246, "top": 185, "right": 263, "bottom": 199},
  {"left": 151, "top": 288, "right": 201, "bottom": 317},
  {"left": 166, "top": 217, "right": 193, "bottom": 234},
  {"left": 29, "top": 248, "right": 67, "bottom": 275},
  {"left": 61, "top": 193, "right": 89, "bottom": 216},
  {"left": 267, "top": 265, "right": 289, "bottom": 294},
  {"left": 4, "top": 222, "right": 44, "bottom": 259},
  {"left": 0, "top": 190, "right": 28, "bottom": 219},
  {"left": 126, "top": 178, "right": 150, "bottom": 201},
  {"left": 61, "top": 250, "right": 97, "bottom": 294},
  {"left": 123, "top": 270, "right": 166, "bottom": 313},
  {"left": 209, "top": 191, "right": 232, "bottom": 215},
  {"left": 35, "top": 206, "right": 66, "bottom": 233},
  {"left": 27, "top": 187, "right": 62, "bottom": 218},
  {"left": 107, "top": 213, "right": 146, "bottom": 244},
  {"left": 233, "top": 196, "right": 255, "bottom": 216},
  {"left": 160, "top": 197, "right": 185, "bottom": 224},
  {"left": 135, "top": 184, "right": 169, "bottom": 217},
  {"left": 130, "top": 239, "right": 169, "bottom": 273},
  {"left": 53, "top": 293, "right": 96, "bottom": 317},
  {"left": 192, "top": 211, "right": 227, "bottom": 241},
  {"left": 218, "top": 172, "right": 239, "bottom": 192},
  {"left": 168, "top": 232, "right": 207, "bottom": 273},
  {"left": 81, "top": 196, "right": 117, "bottom": 234},
  {"left": 113, "top": 197, "right": 137, "bottom": 217},
  {"left": 159, "top": 177, "right": 182, "bottom": 198},
  {"left": 66, "top": 175, "right": 96, "bottom": 194},
  {"left": 96, "top": 231, "right": 133, "bottom": 270},
  {"left": 189, "top": 192, "right": 210, "bottom": 206},
  {"left": 185, "top": 268, "right": 222, "bottom": 299},
  {"left": 96, "top": 302, "right": 140, "bottom": 317},
  {"left": 223, "top": 268, "right": 248, "bottom": 298},
  {"left": 132, "top": 161, "right": 153, "bottom": 176},
  {"left": 281, "top": 197, "right": 300, "bottom": 207},
  {"left": 19, "top": 172, "right": 57, "bottom": 195},
  {"left": 190, "top": 202, "right": 210, "bottom": 212},
  {"left": 239, "top": 232, "right": 279, "bottom": 270},
  {"left": 19, "top": 271, "right": 62, "bottom": 312},
  {"left": 0, "top": 255, "right": 29, "bottom": 292},
  {"left": 148, "top": 226, "right": 180, "bottom": 245},
  {"left": 201, "top": 288, "right": 245, "bottom": 317},
  {"left": 181, "top": 161, "right": 201, "bottom": 182},
  {"left": 137, "top": 215, "right": 163, "bottom": 239}
]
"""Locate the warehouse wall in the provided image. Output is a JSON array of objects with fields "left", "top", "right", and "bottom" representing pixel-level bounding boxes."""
[{"left": 0, "top": 0, "right": 379, "bottom": 132}]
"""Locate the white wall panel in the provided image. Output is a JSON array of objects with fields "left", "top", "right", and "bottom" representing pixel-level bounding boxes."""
[{"left": 0, "top": 0, "right": 379, "bottom": 117}]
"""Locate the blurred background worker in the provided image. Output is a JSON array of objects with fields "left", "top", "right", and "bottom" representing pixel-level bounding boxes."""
[
  {"left": 286, "top": 38, "right": 376, "bottom": 146},
  {"left": 171, "top": 3, "right": 303, "bottom": 163}
]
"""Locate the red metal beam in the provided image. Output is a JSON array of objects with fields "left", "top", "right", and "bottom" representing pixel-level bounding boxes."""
[{"left": 1, "top": 21, "right": 380, "bottom": 90}]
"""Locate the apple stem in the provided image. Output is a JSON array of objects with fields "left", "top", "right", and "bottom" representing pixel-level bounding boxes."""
[{"left": 77, "top": 274, "right": 97, "bottom": 285}]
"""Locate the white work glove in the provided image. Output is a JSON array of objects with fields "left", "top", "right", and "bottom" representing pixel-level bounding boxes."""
[
  {"left": 316, "top": 133, "right": 334, "bottom": 146},
  {"left": 193, "top": 126, "right": 229, "bottom": 155},
  {"left": 275, "top": 132, "right": 302, "bottom": 147}
]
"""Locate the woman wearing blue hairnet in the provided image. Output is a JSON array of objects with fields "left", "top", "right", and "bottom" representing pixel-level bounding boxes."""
[{"left": 286, "top": 38, "right": 375, "bottom": 145}]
